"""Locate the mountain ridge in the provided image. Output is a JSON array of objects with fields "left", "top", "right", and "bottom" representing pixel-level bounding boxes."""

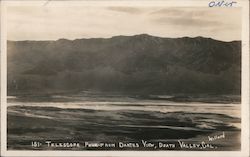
[
  {"left": 7, "top": 34, "right": 241, "bottom": 42},
  {"left": 7, "top": 34, "right": 241, "bottom": 95}
]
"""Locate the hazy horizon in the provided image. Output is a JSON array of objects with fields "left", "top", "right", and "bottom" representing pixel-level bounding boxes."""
[
  {"left": 7, "top": 34, "right": 241, "bottom": 42},
  {"left": 7, "top": 6, "right": 241, "bottom": 42}
]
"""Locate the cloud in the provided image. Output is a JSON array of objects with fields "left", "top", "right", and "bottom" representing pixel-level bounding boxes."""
[
  {"left": 153, "top": 17, "right": 221, "bottom": 28},
  {"left": 107, "top": 7, "right": 143, "bottom": 14},
  {"left": 150, "top": 8, "right": 223, "bottom": 27},
  {"left": 150, "top": 8, "right": 209, "bottom": 17}
]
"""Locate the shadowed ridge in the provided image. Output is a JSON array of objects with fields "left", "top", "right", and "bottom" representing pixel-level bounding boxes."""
[{"left": 7, "top": 34, "right": 241, "bottom": 95}]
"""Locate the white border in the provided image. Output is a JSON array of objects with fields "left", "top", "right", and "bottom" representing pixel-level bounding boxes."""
[
  {"left": 1, "top": 2, "right": 8, "bottom": 157},
  {"left": 1, "top": 0, "right": 249, "bottom": 157}
]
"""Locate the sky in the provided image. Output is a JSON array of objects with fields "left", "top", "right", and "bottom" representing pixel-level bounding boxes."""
[{"left": 7, "top": 6, "right": 241, "bottom": 41}]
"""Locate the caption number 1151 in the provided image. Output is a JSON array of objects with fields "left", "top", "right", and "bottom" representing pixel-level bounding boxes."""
[{"left": 31, "top": 141, "right": 42, "bottom": 148}]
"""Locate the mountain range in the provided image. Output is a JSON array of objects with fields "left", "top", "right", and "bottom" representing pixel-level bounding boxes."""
[{"left": 7, "top": 34, "right": 241, "bottom": 96}]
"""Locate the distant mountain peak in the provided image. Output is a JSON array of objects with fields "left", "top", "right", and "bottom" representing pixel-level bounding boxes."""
[
  {"left": 133, "top": 34, "right": 152, "bottom": 37},
  {"left": 57, "top": 38, "right": 71, "bottom": 42}
]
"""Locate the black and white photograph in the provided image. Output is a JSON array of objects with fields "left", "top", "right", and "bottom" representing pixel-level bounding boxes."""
[{"left": 1, "top": 0, "right": 249, "bottom": 156}]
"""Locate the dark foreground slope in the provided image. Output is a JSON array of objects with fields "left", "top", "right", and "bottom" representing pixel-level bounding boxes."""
[{"left": 7, "top": 34, "right": 241, "bottom": 95}]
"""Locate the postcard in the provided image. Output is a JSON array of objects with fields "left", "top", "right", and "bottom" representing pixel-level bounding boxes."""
[{"left": 1, "top": 0, "right": 249, "bottom": 156}]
